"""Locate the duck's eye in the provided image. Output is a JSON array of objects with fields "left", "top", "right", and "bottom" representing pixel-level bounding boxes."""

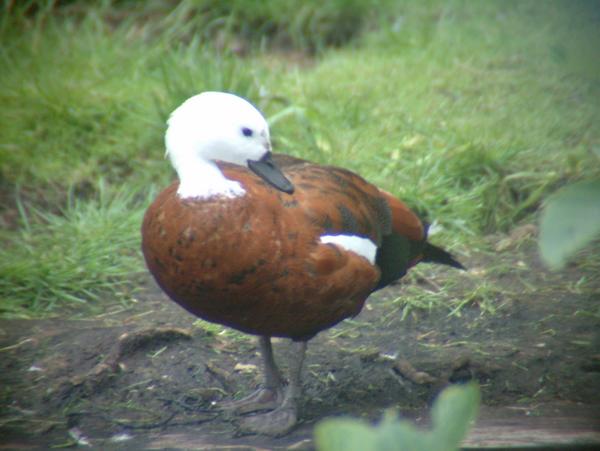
[{"left": 241, "top": 127, "right": 253, "bottom": 137}]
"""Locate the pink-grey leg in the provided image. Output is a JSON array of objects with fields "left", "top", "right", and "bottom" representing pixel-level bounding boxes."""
[
  {"left": 219, "top": 336, "right": 284, "bottom": 414},
  {"left": 239, "top": 340, "right": 307, "bottom": 436}
]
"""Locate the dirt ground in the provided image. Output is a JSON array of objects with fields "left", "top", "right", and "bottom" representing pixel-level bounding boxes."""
[{"left": 1, "top": 232, "right": 599, "bottom": 450}]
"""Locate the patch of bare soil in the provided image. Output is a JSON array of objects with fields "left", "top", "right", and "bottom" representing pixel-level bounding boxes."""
[{"left": 1, "top": 236, "right": 599, "bottom": 450}]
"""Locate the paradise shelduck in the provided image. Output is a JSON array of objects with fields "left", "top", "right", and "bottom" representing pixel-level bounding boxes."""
[{"left": 141, "top": 91, "right": 464, "bottom": 436}]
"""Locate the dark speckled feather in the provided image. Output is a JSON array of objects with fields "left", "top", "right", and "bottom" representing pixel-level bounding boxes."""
[{"left": 142, "top": 153, "right": 462, "bottom": 341}]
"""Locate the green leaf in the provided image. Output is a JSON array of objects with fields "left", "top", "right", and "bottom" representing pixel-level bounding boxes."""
[
  {"left": 539, "top": 179, "right": 600, "bottom": 269},
  {"left": 314, "top": 383, "right": 480, "bottom": 451},
  {"left": 430, "top": 383, "right": 480, "bottom": 451},
  {"left": 314, "top": 418, "right": 379, "bottom": 451}
]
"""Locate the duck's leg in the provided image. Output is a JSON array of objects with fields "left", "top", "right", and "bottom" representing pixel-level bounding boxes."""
[
  {"left": 239, "top": 340, "right": 307, "bottom": 436},
  {"left": 219, "top": 336, "right": 284, "bottom": 414}
]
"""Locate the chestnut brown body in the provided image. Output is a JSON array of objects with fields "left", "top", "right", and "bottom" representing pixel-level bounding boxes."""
[{"left": 142, "top": 156, "right": 426, "bottom": 340}]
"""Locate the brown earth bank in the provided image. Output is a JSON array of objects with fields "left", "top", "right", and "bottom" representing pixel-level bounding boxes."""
[{"left": 1, "top": 236, "right": 599, "bottom": 450}]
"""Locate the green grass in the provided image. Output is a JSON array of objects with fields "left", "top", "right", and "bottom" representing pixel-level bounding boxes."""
[
  {"left": 0, "top": 181, "right": 151, "bottom": 317},
  {"left": 1, "top": 0, "right": 599, "bottom": 316}
]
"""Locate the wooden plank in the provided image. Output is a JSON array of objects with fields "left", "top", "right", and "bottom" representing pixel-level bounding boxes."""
[
  {"left": 463, "top": 404, "right": 600, "bottom": 449},
  {"left": 3, "top": 404, "right": 598, "bottom": 450},
  {"left": 143, "top": 406, "right": 600, "bottom": 450}
]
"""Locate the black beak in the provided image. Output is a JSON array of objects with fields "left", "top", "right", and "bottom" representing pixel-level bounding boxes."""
[{"left": 248, "top": 152, "right": 294, "bottom": 194}]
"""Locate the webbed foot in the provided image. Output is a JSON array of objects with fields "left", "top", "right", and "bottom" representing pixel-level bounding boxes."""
[
  {"left": 217, "top": 387, "right": 283, "bottom": 414},
  {"left": 238, "top": 406, "right": 297, "bottom": 436}
]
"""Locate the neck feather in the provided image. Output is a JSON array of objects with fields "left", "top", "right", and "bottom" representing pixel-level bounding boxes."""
[{"left": 175, "top": 159, "right": 246, "bottom": 199}]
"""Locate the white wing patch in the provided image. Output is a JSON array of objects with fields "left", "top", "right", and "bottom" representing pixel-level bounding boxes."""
[{"left": 319, "top": 234, "right": 377, "bottom": 265}]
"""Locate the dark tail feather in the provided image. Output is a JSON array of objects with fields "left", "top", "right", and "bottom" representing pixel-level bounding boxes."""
[{"left": 422, "top": 242, "right": 466, "bottom": 270}]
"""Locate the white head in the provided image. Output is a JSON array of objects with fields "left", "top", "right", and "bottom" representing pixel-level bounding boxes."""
[{"left": 164, "top": 92, "right": 293, "bottom": 199}]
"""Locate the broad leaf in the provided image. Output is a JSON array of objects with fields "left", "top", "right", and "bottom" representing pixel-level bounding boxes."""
[
  {"left": 314, "top": 383, "right": 480, "bottom": 451},
  {"left": 539, "top": 179, "right": 600, "bottom": 269}
]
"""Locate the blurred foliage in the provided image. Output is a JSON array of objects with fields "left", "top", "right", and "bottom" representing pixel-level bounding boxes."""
[
  {"left": 315, "top": 383, "right": 480, "bottom": 451},
  {"left": 3, "top": 0, "right": 392, "bottom": 52},
  {"left": 539, "top": 179, "right": 600, "bottom": 269}
]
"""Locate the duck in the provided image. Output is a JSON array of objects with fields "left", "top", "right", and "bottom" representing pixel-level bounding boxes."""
[{"left": 141, "top": 91, "right": 464, "bottom": 436}]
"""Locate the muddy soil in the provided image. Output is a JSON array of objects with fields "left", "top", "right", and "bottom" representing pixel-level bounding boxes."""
[{"left": 1, "top": 234, "right": 599, "bottom": 450}]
